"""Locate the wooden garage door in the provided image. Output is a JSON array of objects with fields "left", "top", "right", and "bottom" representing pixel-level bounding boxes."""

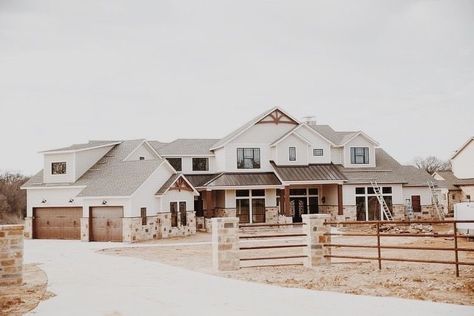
[
  {"left": 90, "top": 207, "right": 123, "bottom": 242},
  {"left": 33, "top": 207, "right": 82, "bottom": 240}
]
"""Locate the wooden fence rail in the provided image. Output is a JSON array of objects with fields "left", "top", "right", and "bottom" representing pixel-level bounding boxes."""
[{"left": 323, "top": 220, "right": 474, "bottom": 277}]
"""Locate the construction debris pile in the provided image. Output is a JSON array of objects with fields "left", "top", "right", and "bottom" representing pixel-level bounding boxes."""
[{"left": 379, "top": 224, "right": 434, "bottom": 234}]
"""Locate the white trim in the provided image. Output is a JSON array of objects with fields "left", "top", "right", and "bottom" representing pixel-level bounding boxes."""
[
  {"left": 197, "top": 185, "right": 284, "bottom": 190},
  {"left": 21, "top": 185, "right": 87, "bottom": 190},
  {"left": 270, "top": 126, "right": 313, "bottom": 147},
  {"left": 451, "top": 137, "right": 474, "bottom": 159},
  {"left": 81, "top": 195, "right": 132, "bottom": 199},
  {"left": 155, "top": 174, "right": 200, "bottom": 196},
  {"left": 210, "top": 107, "right": 300, "bottom": 150},
  {"left": 283, "top": 180, "right": 346, "bottom": 185},
  {"left": 122, "top": 140, "right": 162, "bottom": 161},
  {"left": 340, "top": 131, "right": 379, "bottom": 147},
  {"left": 161, "top": 154, "right": 215, "bottom": 158},
  {"left": 39, "top": 142, "right": 122, "bottom": 154},
  {"left": 297, "top": 123, "right": 337, "bottom": 146}
]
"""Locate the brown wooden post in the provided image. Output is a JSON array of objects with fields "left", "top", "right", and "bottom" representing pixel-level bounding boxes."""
[
  {"left": 376, "top": 222, "right": 382, "bottom": 270},
  {"left": 337, "top": 185, "right": 343, "bottom": 216},
  {"left": 453, "top": 221, "right": 459, "bottom": 277},
  {"left": 203, "top": 190, "right": 213, "bottom": 217},
  {"left": 283, "top": 186, "right": 291, "bottom": 216}
]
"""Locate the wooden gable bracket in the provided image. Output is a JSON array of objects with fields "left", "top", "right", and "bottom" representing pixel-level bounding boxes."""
[
  {"left": 169, "top": 177, "right": 194, "bottom": 192},
  {"left": 257, "top": 109, "right": 298, "bottom": 125}
]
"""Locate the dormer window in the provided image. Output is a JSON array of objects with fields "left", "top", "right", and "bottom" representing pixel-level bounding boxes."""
[
  {"left": 51, "top": 162, "right": 66, "bottom": 175},
  {"left": 289, "top": 147, "right": 296, "bottom": 161},
  {"left": 192, "top": 158, "right": 209, "bottom": 171},
  {"left": 351, "top": 147, "right": 369, "bottom": 164},
  {"left": 167, "top": 158, "right": 182, "bottom": 171}
]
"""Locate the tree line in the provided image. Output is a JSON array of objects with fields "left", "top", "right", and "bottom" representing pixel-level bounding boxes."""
[{"left": 0, "top": 172, "right": 29, "bottom": 224}]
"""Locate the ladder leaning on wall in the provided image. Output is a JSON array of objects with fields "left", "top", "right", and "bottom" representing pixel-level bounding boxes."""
[
  {"left": 428, "top": 181, "right": 444, "bottom": 220},
  {"left": 370, "top": 180, "right": 393, "bottom": 221},
  {"left": 405, "top": 199, "right": 415, "bottom": 221}
]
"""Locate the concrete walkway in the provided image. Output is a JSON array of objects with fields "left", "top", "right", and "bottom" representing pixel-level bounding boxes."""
[{"left": 24, "top": 240, "right": 474, "bottom": 316}]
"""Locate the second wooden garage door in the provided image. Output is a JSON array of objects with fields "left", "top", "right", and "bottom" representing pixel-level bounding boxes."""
[
  {"left": 33, "top": 207, "right": 82, "bottom": 240},
  {"left": 90, "top": 207, "right": 123, "bottom": 242}
]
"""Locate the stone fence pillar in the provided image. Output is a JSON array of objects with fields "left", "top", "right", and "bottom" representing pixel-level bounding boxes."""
[
  {"left": 212, "top": 217, "right": 239, "bottom": 271},
  {"left": 302, "top": 214, "right": 331, "bottom": 267},
  {"left": 0, "top": 225, "right": 24, "bottom": 286}
]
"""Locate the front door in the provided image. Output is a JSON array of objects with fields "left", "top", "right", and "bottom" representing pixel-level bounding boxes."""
[{"left": 290, "top": 198, "right": 306, "bottom": 223}]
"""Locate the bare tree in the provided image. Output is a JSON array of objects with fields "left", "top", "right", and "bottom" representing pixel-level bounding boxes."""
[
  {"left": 0, "top": 171, "right": 29, "bottom": 224},
  {"left": 412, "top": 156, "right": 451, "bottom": 175}
]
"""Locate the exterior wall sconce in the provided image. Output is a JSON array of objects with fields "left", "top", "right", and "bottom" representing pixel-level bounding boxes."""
[
  {"left": 69, "top": 199, "right": 74, "bottom": 203},
  {"left": 321, "top": 196, "right": 326, "bottom": 204},
  {"left": 102, "top": 200, "right": 107, "bottom": 205},
  {"left": 41, "top": 199, "right": 47, "bottom": 204}
]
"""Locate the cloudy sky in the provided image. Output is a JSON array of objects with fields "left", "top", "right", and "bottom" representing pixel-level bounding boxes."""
[{"left": 0, "top": 0, "right": 473, "bottom": 175}]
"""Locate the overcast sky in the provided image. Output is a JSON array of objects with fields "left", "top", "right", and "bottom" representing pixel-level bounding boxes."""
[{"left": 0, "top": 0, "right": 473, "bottom": 175}]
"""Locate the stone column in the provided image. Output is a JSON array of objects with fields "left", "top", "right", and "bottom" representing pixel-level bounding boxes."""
[
  {"left": 24, "top": 217, "right": 33, "bottom": 239},
  {"left": 302, "top": 214, "right": 331, "bottom": 267},
  {"left": 80, "top": 218, "right": 90, "bottom": 241},
  {"left": 0, "top": 225, "right": 24, "bottom": 286},
  {"left": 212, "top": 217, "right": 239, "bottom": 271}
]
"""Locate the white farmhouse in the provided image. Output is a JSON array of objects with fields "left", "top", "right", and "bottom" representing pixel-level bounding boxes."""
[
  {"left": 434, "top": 137, "right": 474, "bottom": 214},
  {"left": 22, "top": 107, "right": 438, "bottom": 242}
]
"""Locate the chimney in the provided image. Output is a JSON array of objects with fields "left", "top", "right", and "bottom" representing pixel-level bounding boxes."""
[{"left": 303, "top": 116, "right": 317, "bottom": 126}]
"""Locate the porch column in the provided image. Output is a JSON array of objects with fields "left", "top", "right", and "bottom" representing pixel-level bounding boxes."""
[
  {"left": 337, "top": 185, "right": 343, "bottom": 216},
  {"left": 282, "top": 186, "right": 291, "bottom": 216},
  {"left": 203, "top": 190, "right": 214, "bottom": 217}
]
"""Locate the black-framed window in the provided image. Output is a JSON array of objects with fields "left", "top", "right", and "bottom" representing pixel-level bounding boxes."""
[
  {"left": 140, "top": 208, "right": 147, "bottom": 225},
  {"left": 139, "top": 156, "right": 145, "bottom": 161},
  {"left": 313, "top": 149, "right": 324, "bottom": 156},
  {"left": 167, "top": 158, "right": 182, "bottom": 171},
  {"left": 179, "top": 201, "right": 187, "bottom": 226},
  {"left": 51, "top": 162, "right": 66, "bottom": 175},
  {"left": 289, "top": 147, "right": 296, "bottom": 161},
  {"left": 350, "top": 147, "right": 369, "bottom": 164},
  {"left": 192, "top": 158, "right": 208, "bottom": 171},
  {"left": 237, "top": 148, "right": 260, "bottom": 169},
  {"left": 170, "top": 202, "right": 178, "bottom": 227}
]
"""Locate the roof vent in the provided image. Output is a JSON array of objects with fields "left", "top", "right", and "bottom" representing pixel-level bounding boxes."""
[{"left": 303, "top": 116, "right": 317, "bottom": 126}]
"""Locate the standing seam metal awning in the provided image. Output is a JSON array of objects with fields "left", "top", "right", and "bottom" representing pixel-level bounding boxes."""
[{"left": 270, "top": 161, "right": 347, "bottom": 182}]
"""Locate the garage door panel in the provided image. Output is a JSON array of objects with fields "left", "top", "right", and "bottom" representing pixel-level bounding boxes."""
[
  {"left": 90, "top": 207, "right": 123, "bottom": 242},
  {"left": 33, "top": 207, "right": 82, "bottom": 240}
]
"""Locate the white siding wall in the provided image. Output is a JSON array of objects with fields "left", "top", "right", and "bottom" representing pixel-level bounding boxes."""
[
  {"left": 125, "top": 143, "right": 158, "bottom": 161},
  {"left": 297, "top": 126, "right": 332, "bottom": 164},
  {"left": 331, "top": 147, "right": 343, "bottom": 165},
  {"left": 130, "top": 163, "right": 174, "bottom": 216},
  {"left": 452, "top": 140, "right": 474, "bottom": 179},
  {"left": 343, "top": 135, "right": 376, "bottom": 168},
  {"left": 225, "top": 190, "right": 236, "bottom": 208},
  {"left": 275, "top": 134, "right": 309, "bottom": 165},
  {"left": 342, "top": 184, "right": 404, "bottom": 206},
  {"left": 161, "top": 190, "right": 195, "bottom": 212},
  {"left": 403, "top": 187, "right": 432, "bottom": 206},
  {"left": 82, "top": 197, "right": 132, "bottom": 218},
  {"left": 168, "top": 156, "right": 216, "bottom": 174},
  {"left": 265, "top": 189, "right": 277, "bottom": 206},
  {"left": 74, "top": 146, "right": 113, "bottom": 181},
  {"left": 26, "top": 187, "right": 84, "bottom": 217},
  {"left": 43, "top": 153, "right": 75, "bottom": 183}
]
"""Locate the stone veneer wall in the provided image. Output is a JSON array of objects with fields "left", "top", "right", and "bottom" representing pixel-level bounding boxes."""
[
  {"left": 215, "top": 208, "right": 236, "bottom": 218},
  {"left": 319, "top": 206, "right": 339, "bottom": 219},
  {"left": 156, "top": 212, "right": 196, "bottom": 239},
  {"left": 212, "top": 217, "right": 239, "bottom": 271},
  {"left": 23, "top": 218, "right": 32, "bottom": 239},
  {"left": 0, "top": 225, "right": 23, "bottom": 286},
  {"left": 265, "top": 207, "right": 279, "bottom": 224}
]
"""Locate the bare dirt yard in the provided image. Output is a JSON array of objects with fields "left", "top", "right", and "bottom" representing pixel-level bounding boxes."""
[
  {"left": 101, "top": 225, "right": 474, "bottom": 306},
  {"left": 0, "top": 264, "right": 53, "bottom": 315}
]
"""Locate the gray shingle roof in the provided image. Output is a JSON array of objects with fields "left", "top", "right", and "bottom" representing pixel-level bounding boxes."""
[
  {"left": 204, "top": 172, "right": 282, "bottom": 188},
  {"left": 308, "top": 125, "right": 357, "bottom": 145},
  {"left": 23, "top": 140, "right": 165, "bottom": 197},
  {"left": 271, "top": 162, "right": 346, "bottom": 182},
  {"left": 338, "top": 148, "right": 436, "bottom": 186},
  {"left": 155, "top": 174, "right": 180, "bottom": 195},
  {"left": 157, "top": 139, "right": 220, "bottom": 155},
  {"left": 40, "top": 140, "right": 122, "bottom": 153},
  {"left": 436, "top": 170, "right": 474, "bottom": 188}
]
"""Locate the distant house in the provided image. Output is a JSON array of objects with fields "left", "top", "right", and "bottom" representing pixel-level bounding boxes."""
[
  {"left": 22, "top": 107, "right": 438, "bottom": 242},
  {"left": 434, "top": 137, "right": 474, "bottom": 214}
]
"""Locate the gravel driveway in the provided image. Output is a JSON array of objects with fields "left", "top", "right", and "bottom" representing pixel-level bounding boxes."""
[{"left": 24, "top": 239, "right": 474, "bottom": 316}]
